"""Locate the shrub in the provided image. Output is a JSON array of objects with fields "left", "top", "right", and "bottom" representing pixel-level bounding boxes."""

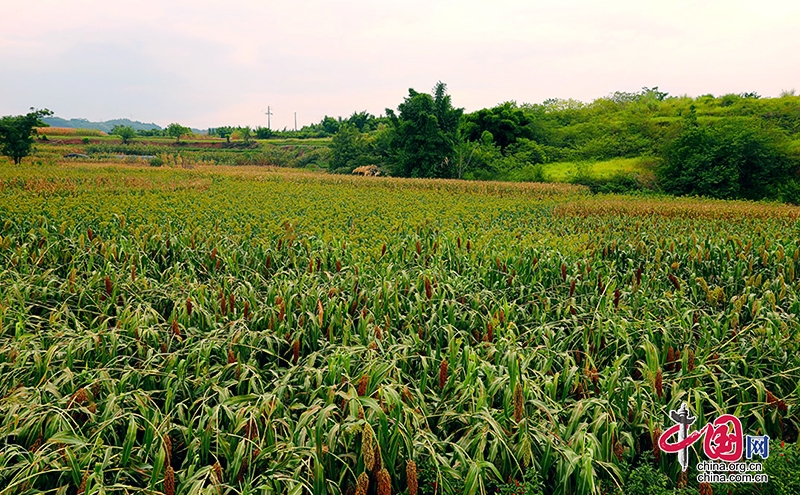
[
  {"left": 658, "top": 118, "right": 797, "bottom": 200},
  {"left": 775, "top": 177, "right": 800, "bottom": 204},
  {"left": 296, "top": 147, "right": 331, "bottom": 169},
  {"left": 575, "top": 132, "right": 655, "bottom": 160},
  {"left": 329, "top": 124, "right": 375, "bottom": 173},
  {"left": 508, "top": 163, "right": 547, "bottom": 182},
  {"left": 506, "top": 138, "right": 547, "bottom": 165}
]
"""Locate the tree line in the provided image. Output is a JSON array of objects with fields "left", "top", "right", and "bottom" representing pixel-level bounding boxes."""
[
  {"left": 3, "top": 84, "right": 800, "bottom": 202},
  {"left": 327, "top": 83, "right": 800, "bottom": 202}
]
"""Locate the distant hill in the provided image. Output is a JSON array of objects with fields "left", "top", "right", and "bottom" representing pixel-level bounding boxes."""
[{"left": 43, "top": 117, "right": 163, "bottom": 133}]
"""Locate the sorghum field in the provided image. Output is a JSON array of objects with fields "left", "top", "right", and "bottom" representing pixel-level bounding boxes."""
[{"left": 0, "top": 162, "right": 798, "bottom": 495}]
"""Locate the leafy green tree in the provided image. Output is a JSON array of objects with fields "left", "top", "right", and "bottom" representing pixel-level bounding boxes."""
[
  {"left": 111, "top": 124, "right": 136, "bottom": 144},
  {"left": 254, "top": 126, "right": 274, "bottom": 139},
  {"left": 238, "top": 126, "right": 252, "bottom": 145},
  {"left": 0, "top": 108, "right": 52, "bottom": 164},
  {"left": 214, "top": 126, "right": 234, "bottom": 143},
  {"left": 346, "top": 111, "right": 378, "bottom": 132},
  {"left": 385, "top": 81, "right": 463, "bottom": 178},
  {"left": 506, "top": 138, "right": 546, "bottom": 165},
  {"left": 607, "top": 86, "right": 669, "bottom": 107},
  {"left": 453, "top": 139, "right": 478, "bottom": 179},
  {"left": 166, "top": 123, "right": 191, "bottom": 143},
  {"left": 329, "top": 123, "right": 375, "bottom": 173},
  {"left": 464, "top": 130, "right": 504, "bottom": 180},
  {"left": 462, "top": 102, "right": 536, "bottom": 151},
  {"left": 658, "top": 117, "right": 797, "bottom": 200},
  {"left": 457, "top": 131, "right": 547, "bottom": 181},
  {"left": 320, "top": 116, "right": 341, "bottom": 135},
  {"left": 136, "top": 128, "right": 165, "bottom": 137}
]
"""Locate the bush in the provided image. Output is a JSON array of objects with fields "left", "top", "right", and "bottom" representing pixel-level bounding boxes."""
[
  {"left": 149, "top": 156, "right": 164, "bottom": 167},
  {"left": 329, "top": 124, "right": 376, "bottom": 173},
  {"left": 296, "top": 147, "right": 331, "bottom": 169},
  {"left": 775, "top": 178, "right": 800, "bottom": 204},
  {"left": 506, "top": 138, "right": 547, "bottom": 164},
  {"left": 658, "top": 119, "right": 797, "bottom": 200},
  {"left": 508, "top": 163, "right": 547, "bottom": 182},
  {"left": 576, "top": 132, "right": 655, "bottom": 160}
]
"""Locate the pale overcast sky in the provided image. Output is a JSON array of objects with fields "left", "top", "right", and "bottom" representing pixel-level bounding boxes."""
[{"left": 1, "top": 0, "right": 798, "bottom": 129}]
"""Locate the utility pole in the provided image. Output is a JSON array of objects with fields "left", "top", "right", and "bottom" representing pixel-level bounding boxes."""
[
  {"left": 294, "top": 112, "right": 297, "bottom": 132},
  {"left": 265, "top": 106, "right": 273, "bottom": 130}
]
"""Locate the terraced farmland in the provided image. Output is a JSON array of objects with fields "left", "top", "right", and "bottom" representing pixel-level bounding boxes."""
[{"left": 0, "top": 162, "right": 798, "bottom": 495}]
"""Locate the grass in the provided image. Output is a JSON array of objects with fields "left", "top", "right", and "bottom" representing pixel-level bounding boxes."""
[{"left": 540, "top": 157, "right": 655, "bottom": 182}]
